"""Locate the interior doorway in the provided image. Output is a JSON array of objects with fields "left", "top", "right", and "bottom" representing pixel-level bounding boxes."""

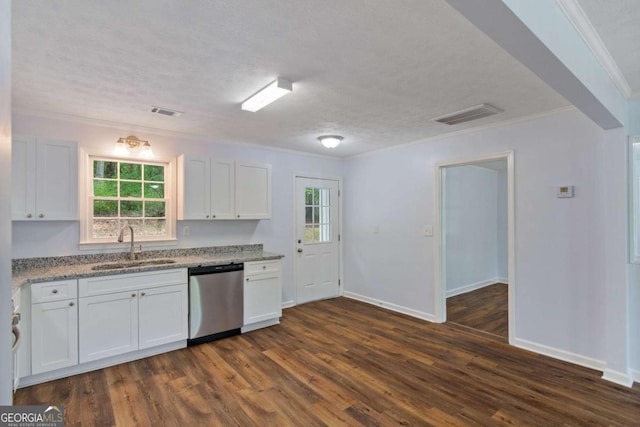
[{"left": 434, "top": 152, "right": 515, "bottom": 343}]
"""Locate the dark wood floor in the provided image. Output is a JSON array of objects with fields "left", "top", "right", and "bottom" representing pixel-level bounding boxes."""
[
  {"left": 447, "top": 283, "right": 508, "bottom": 339},
  {"left": 16, "top": 297, "right": 640, "bottom": 426}
]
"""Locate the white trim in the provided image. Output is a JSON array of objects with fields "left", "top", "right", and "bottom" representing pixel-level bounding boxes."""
[
  {"left": 78, "top": 239, "right": 178, "bottom": 251},
  {"left": 629, "top": 136, "right": 640, "bottom": 264},
  {"left": 434, "top": 151, "right": 516, "bottom": 345},
  {"left": 18, "top": 340, "right": 185, "bottom": 388},
  {"left": 630, "top": 368, "right": 640, "bottom": 384},
  {"left": 602, "top": 368, "right": 634, "bottom": 387},
  {"left": 292, "top": 174, "right": 343, "bottom": 305},
  {"left": 282, "top": 300, "right": 295, "bottom": 309},
  {"left": 446, "top": 278, "right": 503, "bottom": 298},
  {"left": 513, "top": 337, "right": 605, "bottom": 372},
  {"left": 241, "top": 318, "right": 280, "bottom": 333},
  {"left": 343, "top": 291, "right": 436, "bottom": 322},
  {"left": 555, "top": 0, "right": 633, "bottom": 99},
  {"left": 13, "top": 108, "right": 341, "bottom": 161},
  {"left": 497, "top": 276, "right": 509, "bottom": 284},
  {"left": 346, "top": 106, "right": 575, "bottom": 160}
]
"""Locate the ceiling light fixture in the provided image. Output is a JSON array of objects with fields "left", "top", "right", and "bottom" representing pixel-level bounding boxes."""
[
  {"left": 318, "top": 135, "right": 343, "bottom": 149},
  {"left": 241, "top": 78, "right": 292, "bottom": 112},
  {"left": 114, "top": 135, "right": 154, "bottom": 159}
]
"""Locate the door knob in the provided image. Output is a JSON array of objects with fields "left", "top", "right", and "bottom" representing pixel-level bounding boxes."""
[
  {"left": 26, "top": 213, "right": 32, "bottom": 218},
  {"left": 38, "top": 213, "right": 44, "bottom": 218},
  {"left": 297, "top": 248, "right": 303, "bottom": 253}
]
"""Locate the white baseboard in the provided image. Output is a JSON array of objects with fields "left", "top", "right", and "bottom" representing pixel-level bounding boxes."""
[
  {"left": 630, "top": 369, "right": 640, "bottom": 384},
  {"left": 282, "top": 300, "right": 295, "bottom": 309},
  {"left": 446, "top": 278, "right": 503, "bottom": 298},
  {"left": 241, "top": 318, "right": 280, "bottom": 333},
  {"left": 513, "top": 337, "right": 605, "bottom": 372},
  {"left": 497, "top": 276, "right": 509, "bottom": 284},
  {"left": 343, "top": 291, "right": 436, "bottom": 322},
  {"left": 602, "top": 368, "right": 634, "bottom": 387}
]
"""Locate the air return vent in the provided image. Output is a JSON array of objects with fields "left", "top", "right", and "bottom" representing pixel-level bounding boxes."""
[
  {"left": 150, "top": 106, "right": 183, "bottom": 117},
  {"left": 432, "top": 103, "right": 502, "bottom": 125}
]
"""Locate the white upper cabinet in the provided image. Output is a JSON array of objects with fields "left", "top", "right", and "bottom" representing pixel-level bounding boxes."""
[
  {"left": 12, "top": 135, "right": 78, "bottom": 221},
  {"left": 178, "top": 155, "right": 270, "bottom": 220},
  {"left": 235, "top": 162, "right": 271, "bottom": 220}
]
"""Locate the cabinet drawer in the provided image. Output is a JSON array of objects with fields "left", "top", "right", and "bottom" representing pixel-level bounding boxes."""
[
  {"left": 79, "top": 268, "right": 188, "bottom": 297},
  {"left": 31, "top": 279, "right": 77, "bottom": 303},
  {"left": 244, "top": 260, "right": 280, "bottom": 276}
]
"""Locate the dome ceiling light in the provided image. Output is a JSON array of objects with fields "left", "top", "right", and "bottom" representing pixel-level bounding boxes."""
[{"left": 318, "top": 135, "right": 343, "bottom": 149}]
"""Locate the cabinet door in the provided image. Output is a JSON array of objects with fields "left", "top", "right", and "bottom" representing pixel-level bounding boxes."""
[
  {"left": 210, "top": 158, "right": 235, "bottom": 219},
  {"left": 11, "top": 136, "right": 37, "bottom": 220},
  {"left": 178, "top": 155, "right": 211, "bottom": 220},
  {"left": 35, "top": 139, "right": 78, "bottom": 220},
  {"left": 138, "top": 284, "right": 188, "bottom": 349},
  {"left": 31, "top": 300, "right": 78, "bottom": 374},
  {"left": 235, "top": 162, "right": 271, "bottom": 219},
  {"left": 79, "top": 291, "right": 138, "bottom": 363},
  {"left": 244, "top": 274, "right": 282, "bottom": 325}
]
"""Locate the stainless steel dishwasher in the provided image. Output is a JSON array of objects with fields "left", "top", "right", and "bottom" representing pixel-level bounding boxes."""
[{"left": 188, "top": 263, "right": 244, "bottom": 345}]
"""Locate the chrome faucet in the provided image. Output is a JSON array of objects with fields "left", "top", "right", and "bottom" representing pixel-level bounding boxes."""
[{"left": 117, "top": 224, "right": 136, "bottom": 261}]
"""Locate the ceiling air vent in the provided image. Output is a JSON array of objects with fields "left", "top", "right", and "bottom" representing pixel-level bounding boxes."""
[
  {"left": 150, "top": 106, "right": 183, "bottom": 117},
  {"left": 432, "top": 103, "right": 502, "bottom": 126}
]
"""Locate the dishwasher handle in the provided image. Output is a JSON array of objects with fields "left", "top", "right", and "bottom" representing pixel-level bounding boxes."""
[{"left": 189, "top": 263, "right": 244, "bottom": 276}]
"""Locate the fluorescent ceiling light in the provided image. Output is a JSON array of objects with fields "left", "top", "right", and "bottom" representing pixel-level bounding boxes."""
[
  {"left": 318, "top": 135, "right": 343, "bottom": 149},
  {"left": 241, "top": 78, "right": 292, "bottom": 112}
]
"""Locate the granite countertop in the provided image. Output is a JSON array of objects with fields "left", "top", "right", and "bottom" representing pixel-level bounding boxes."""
[{"left": 12, "top": 244, "right": 284, "bottom": 290}]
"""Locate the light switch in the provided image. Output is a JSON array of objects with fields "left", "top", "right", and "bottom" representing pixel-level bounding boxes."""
[
  {"left": 373, "top": 224, "right": 380, "bottom": 234},
  {"left": 424, "top": 225, "right": 433, "bottom": 236}
]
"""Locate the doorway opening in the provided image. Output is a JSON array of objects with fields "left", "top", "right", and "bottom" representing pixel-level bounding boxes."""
[{"left": 434, "top": 152, "right": 515, "bottom": 343}]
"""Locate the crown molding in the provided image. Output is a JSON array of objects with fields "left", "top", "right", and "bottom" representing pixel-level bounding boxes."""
[{"left": 555, "top": 0, "right": 632, "bottom": 99}]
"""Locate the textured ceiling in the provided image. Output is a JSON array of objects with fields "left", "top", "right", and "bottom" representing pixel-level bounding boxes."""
[
  {"left": 12, "top": 0, "right": 570, "bottom": 157},
  {"left": 577, "top": 0, "right": 640, "bottom": 96}
]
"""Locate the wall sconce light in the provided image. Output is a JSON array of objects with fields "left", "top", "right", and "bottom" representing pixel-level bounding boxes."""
[
  {"left": 114, "top": 135, "right": 154, "bottom": 159},
  {"left": 317, "top": 135, "right": 343, "bottom": 149}
]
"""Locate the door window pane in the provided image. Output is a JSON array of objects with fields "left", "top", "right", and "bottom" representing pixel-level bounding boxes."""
[{"left": 304, "top": 186, "right": 331, "bottom": 243}]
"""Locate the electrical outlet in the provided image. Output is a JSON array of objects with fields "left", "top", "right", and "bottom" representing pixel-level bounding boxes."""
[
  {"left": 373, "top": 224, "right": 380, "bottom": 234},
  {"left": 423, "top": 225, "right": 433, "bottom": 236},
  {"left": 183, "top": 226, "right": 190, "bottom": 237}
]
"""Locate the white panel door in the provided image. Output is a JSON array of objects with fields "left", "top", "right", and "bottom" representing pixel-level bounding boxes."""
[
  {"left": 11, "top": 136, "right": 36, "bottom": 220},
  {"left": 211, "top": 158, "right": 235, "bottom": 219},
  {"left": 235, "top": 161, "right": 271, "bottom": 219},
  {"left": 179, "top": 155, "right": 211, "bottom": 220},
  {"left": 138, "top": 284, "right": 188, "bottom": 349},
  {"left": 31, "top": 300, "right": 78, "bottom": 374},
  {"left": 295, "top": 177, "right": 340, "bottom": 304},
  {"left": 35, "top": 139, "right": 78, "bottom": 220},
  {"left": 79, "top": 291, "right": 138, "bottom": 363}
]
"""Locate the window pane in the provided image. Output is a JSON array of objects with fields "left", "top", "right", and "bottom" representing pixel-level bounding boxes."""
[
  {"left": 144, "top": 219, "right": 166, "bottom": 236},
  {"left": 93, "top": 161, "right": 117, "bottom": 179},
  {"left": 305, "top": 207, "right": 313, "bottom": 224},
  {"left": 305, "top": 225, "right": 315, "bottom": 243},
  {"left": 145, "top": 201, "right": 165, "bottom": 217},
  {"left": 120, "top": 181, "right": 142, "bottom": 198},
  {"left": 93, "top": 180, "right": 117, "bottom": 197},
  {"left": 305, "top": 188, "right": 313, "bottom": 205},
  {"left": 92, "top": 219, "right": 119, "bottom": 238},
  {"left": 318, "top": 223, "right": 331, "bottom": 242},
  {"left": 125, "top": 219, "right": 143, "bottom": 234},
  {"left": 120, "top": 163, "right": 142, "bottom": 180},
  {"left": 313, "top": 188, "right": 320, "bottom": 204},
  {"left": 120, "top": 201, "right": 142, "bottom": 217},
  {"left": 319, "top": 207, "right": 330, "bottom": 224},
  {"left": 318, "top": 188, "right": 330, "bottom": 206},
  {"left": 144, "top": 183, "right": 164, "bottom": 198},
  {"left": 93, "top": 200, "right": 118, "bottom": 217},
  {"left": 144, "top": 165, "right": 164, "bottom": 182},
  {"left": 313, "top": 207, "right": 320, "bottom": 223}
]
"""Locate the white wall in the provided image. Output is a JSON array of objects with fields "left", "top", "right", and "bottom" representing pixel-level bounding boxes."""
[
  {"left": 444, "top": 165, "right": 499, "bottom": 296},
  {"left": 344, "top": 108, "right": 609, "bottom": 362},
  {"left": 0, "top": 0, "right": 13, "bottom": 404},
  {"left": 11, "top": 114, "right": 344, "bottom": 306},
  {"left": 497, "top": 168, "right": 508, "bottom": 279}
]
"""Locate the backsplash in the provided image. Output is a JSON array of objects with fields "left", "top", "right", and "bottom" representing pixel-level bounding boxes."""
[{"left": 12, "top": 244, "right": 263, "bottom": 272}]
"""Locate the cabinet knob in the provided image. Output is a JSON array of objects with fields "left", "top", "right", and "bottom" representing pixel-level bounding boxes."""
[
  {"left": 38, "top": 213, "right": 44, "bottom": 218},
  {"left": 52, "top": 289, "right": 58, "bottom": 294},
  {"left": 212, "top": 215, "right": 216, "bottom": 219},
  {"left": 69, "top": 302, "right": 74, "bottom": 307},
  {"left": 131, "top": 293, "right": 136, "bottom": 298},
  {"left": 206, "top": 215, "right": 209, "bottom": 218},
  {"left": 141, "top": 292, "right": 146, "bottom": 296},
  {"left": 237, "top": 214, "right": 240, "bottom": 218},
  {"left": 246, "top": 278, "right": 250, "bottom": 281},
  {"left": 26, "top": 213, "right": 32, "bottom": 218}
]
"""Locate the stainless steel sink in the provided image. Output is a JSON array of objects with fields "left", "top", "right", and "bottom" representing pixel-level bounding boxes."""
[{"left": 91, "top": 259, "right": 177, "bottom": 271}]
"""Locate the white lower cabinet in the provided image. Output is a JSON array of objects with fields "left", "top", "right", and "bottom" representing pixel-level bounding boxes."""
[
  {"left": 79, "top": 291, "right": 139, "bottom": 363},
  {"left": 138, "top": 284, "right": 188, "bottom": 350},
  {"left": 31, "top": 299, "right": 78, "bottom": 375},
  {"left": 243, "top": 260, "right": 282, "bottom": 330}
]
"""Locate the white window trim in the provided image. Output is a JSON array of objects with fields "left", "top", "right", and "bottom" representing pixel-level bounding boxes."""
[{"left": 78, "top": 149, "right": 177, "bottom": 248}]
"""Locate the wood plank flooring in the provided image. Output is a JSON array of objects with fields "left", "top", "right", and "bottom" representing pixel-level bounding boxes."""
[
  {"left": 447, "top": 283, "right": 508, "bottom": 339},
  {"left": 15, "top": 297, "right": 640, "bottom": 426}
]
